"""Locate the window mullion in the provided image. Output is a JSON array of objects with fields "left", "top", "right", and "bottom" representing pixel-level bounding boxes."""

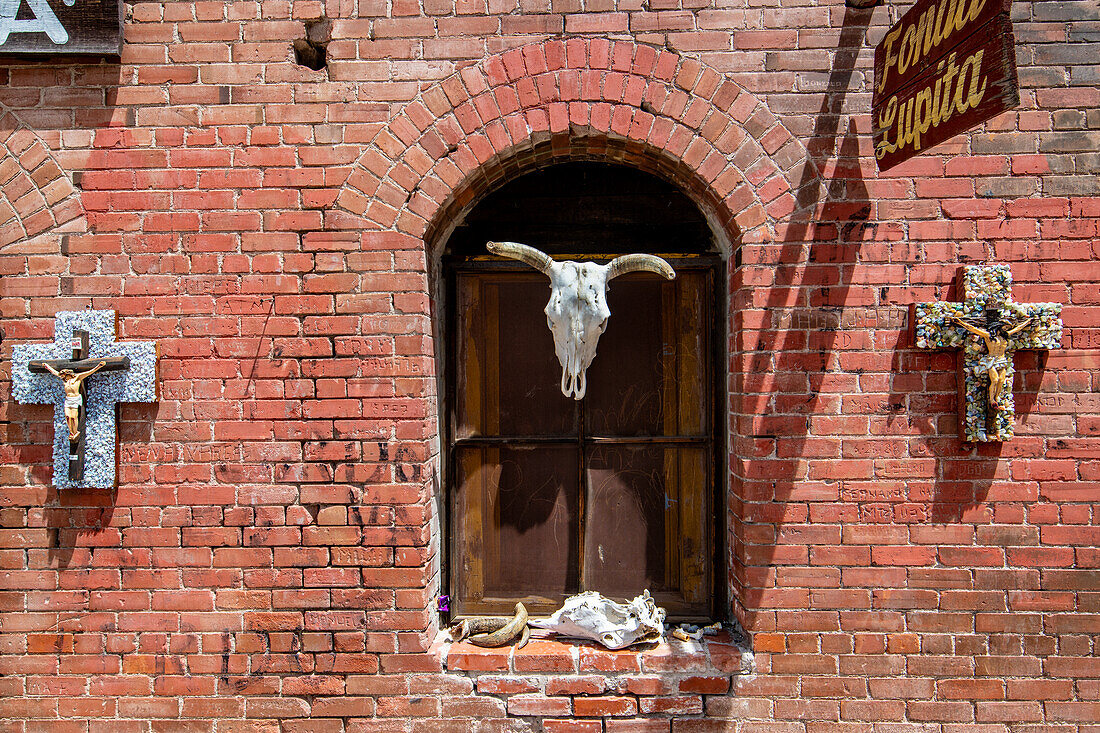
[{"left": 578, "top": 390, "right": 587, "bottom": 595}]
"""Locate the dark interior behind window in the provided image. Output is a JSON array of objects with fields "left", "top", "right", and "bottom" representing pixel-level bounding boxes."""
[{"left": 443, "top": 162, "right": 722, "bottom": 621}]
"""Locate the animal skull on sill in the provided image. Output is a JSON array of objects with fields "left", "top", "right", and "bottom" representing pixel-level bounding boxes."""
[
  {"left": 529, "top": 589, "right": 666, "bottom": 649},
  {"left": 485, "top": 241, "right": 676, "bottom": 400}
]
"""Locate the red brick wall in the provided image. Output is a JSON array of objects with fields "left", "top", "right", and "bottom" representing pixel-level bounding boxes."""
[{"left": 0, "top": 0, "right": 1098, "bottom": 730}]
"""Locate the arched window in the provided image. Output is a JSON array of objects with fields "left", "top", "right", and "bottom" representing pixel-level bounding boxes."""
[{"left": 442, "top": 162, "right": 723, "bottom": 621}]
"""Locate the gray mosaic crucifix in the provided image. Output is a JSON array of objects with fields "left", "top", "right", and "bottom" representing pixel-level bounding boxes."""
[
  {"left": 915, "top": 265, "right": 1062, "bottom": 442},
  {"left": 12, "top": 310, "right": 157, "bottom": 489}
]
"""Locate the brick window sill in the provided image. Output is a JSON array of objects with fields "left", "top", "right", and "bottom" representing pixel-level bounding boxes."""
[{"left": 433, "top": 631, "right": 750, "bottom": 676}]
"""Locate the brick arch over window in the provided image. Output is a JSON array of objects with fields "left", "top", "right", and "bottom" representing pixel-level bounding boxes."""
[
  {"left": 334, "top": 38, "right": 823, "bottom": 248},
  {"left": 327, "top": 38, "right": 827, "bottom": 639},
  {"left": 0, "top": 114, "right": 86, "bottom": 251}
]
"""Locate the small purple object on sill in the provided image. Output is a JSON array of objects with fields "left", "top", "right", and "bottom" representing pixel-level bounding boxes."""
[{"left": 438, "top": 595, "right": 449, "bottom": 613}]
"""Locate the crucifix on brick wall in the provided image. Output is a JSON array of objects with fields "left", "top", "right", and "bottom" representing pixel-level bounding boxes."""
[
  {"left": 12, "top": 310, "right": 157, "bottom": 488},
  {"left": 915, "top": 265, "right": 1063, "bottom": 442}
]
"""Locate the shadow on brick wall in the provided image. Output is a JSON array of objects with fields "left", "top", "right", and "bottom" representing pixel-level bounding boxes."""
[{"left": 737, "top": 4, "right": 874, "bottom": 621}]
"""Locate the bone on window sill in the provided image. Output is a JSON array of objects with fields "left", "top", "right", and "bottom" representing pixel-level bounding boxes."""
[{"left": 432, "top": 629, "right": 749, "bottom": 675}]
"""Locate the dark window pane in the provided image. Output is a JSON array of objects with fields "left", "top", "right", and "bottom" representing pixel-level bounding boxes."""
[
  {"left": 455, "top": 274, "right": 577, "bottom": 439},
  {"left": 586, "top": 271, "right": 709, "bottom": 437},
  {"left": 454, "top": 445, "right": 580, "bottom": 613},
  {"left": 584, "top": 277, "right": 665, "bottom": 436},
  {"left": 495, "top": 280, "right": 579, "bottom": 436},
  {"left": 584, "top": 445, "right": 709, "bottom": 615}
]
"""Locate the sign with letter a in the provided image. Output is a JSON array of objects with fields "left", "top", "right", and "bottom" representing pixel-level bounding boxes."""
[
  {"left": 0, "top": 0, "right": 121, "bottom": 55},
  {"left": 872, "top": 0, "right": 1019, "bottom": 171}
]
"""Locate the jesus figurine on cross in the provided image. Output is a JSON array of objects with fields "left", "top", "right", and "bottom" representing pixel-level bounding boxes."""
[
  {"left": 950, "top": 311, "right": 1035, "bottom": 407},
  {"left": 915, "top": 265, "right": 1063, "bottom": 442},
  {"left": 12, "top": 310, "right": 158, "bottom": 488},
  {"left": 41, "top": 360, "right": 107, "bottom": 440}
]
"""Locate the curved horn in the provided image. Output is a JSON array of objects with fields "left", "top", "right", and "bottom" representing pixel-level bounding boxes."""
[
  {"left": 606, "top": 254, "right": 676, "bottom": 281},
  {"left": 468, "top": 603, "right": 528, "bottom": 648},
  {"left": 486, "top": 241, "right": 554, "bottom": 274},
  {"left": 449, "top": 616, "right": 509, "bottom": 642}
]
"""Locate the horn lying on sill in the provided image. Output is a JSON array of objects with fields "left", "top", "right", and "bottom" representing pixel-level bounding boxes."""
[{"left": 448, "top": 602, "right": 529, "bottom": 649}]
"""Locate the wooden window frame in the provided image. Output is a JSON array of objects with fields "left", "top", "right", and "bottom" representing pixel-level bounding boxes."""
[{"left": 442, "top": 253, "right": 726, "bottom": 623}]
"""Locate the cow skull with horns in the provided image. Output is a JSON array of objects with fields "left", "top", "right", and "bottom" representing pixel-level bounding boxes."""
[{"left": 486, "top": 241, "right": 676, "bottom": 400}]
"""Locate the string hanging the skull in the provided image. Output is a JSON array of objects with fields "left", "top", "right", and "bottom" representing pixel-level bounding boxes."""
[{"left": 486, "top": 242, "right": 676, "bottom": 399}]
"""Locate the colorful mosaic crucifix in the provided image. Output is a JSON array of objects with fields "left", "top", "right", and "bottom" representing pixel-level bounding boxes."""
[
  {"left": 915, "top": 265, "right": 1062, "bottom": 442},
  {"left": 12, "top": 310, "right": 157, "bottom": 488}
]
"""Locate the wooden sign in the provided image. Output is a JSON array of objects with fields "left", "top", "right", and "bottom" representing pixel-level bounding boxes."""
[
  {"left": 0, "top": 0, "right": 122, "bottom": 56},
  {"left": 872, "top": 0, "right": 1019, "bottom": 171}
]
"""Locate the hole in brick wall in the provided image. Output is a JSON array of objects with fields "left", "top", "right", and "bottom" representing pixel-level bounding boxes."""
[{"left": 293, "top": 19, "right": 329, "bottom": 71}]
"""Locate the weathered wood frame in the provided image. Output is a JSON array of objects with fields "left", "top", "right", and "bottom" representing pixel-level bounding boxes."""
[{"left": 443, "top": 255, "right": 724, "bottom": 622}]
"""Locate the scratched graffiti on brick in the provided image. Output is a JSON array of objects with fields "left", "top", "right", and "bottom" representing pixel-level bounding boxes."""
[
  {"left": 216, "top": 296, "right": 271, "bottom": 315},
  {"left": 943, "top": 460, "right": 1000, "bottom": 479},
  {"left": 773, "top": 306, "right": 908, "bottom": 331},
  {"left": 336, "top": 337, "right": 392, "bottom": 355},
  {"left": 1036, "top": 394, "right": 1072, "bottom": 410},
  {"left": 361, "top": 356, "right": 428, "bottom": 375},
  {"left": 843, "top": 307, "right": 909, "bottom": 329},
  {"left": 121, "top": 443, "right": 237, "bottom": 463},
  {"left": 1073, "top": 330, "right": 1100, "bottom": 348},
  {"left": 179, "top": 278, "right": 240, "bottom": 296},
  {"left": 774, "top": 308, "right": 841, "bottom": 331},
  {"left": 857, "top": 503, "right": 930, "bottom": 523},
  {"left": 841, "top": 485, "right": 932, "bottom": 503}
]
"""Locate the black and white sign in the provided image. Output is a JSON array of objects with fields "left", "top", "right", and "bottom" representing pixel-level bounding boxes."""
[{"left": 0, "top": 0, "right": 121, "bottom": 55}]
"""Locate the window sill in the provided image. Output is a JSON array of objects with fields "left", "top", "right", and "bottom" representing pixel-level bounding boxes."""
[{"left": 433, "top": 631, "right": 751, "bottom": 676}]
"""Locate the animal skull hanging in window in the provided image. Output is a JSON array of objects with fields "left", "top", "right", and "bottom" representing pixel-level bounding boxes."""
[{"left": 486, "top": 241, "right": 676, "bottom": 399}]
